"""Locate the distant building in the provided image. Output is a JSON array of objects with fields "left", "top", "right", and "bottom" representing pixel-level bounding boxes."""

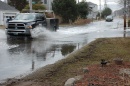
[
  {"left": 0, "top": 1, "right": 19, "bottom": 25},
  {"left": 114, "top": 8, "right": 124, "bottom": 17},
  {"left": 87, "top": 2, "right": 98, "bottom": 19}
]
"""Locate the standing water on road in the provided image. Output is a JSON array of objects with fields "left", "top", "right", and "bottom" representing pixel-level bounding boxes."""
[{"left": 0, "top": 18, "right": 129, "bottom": 82}]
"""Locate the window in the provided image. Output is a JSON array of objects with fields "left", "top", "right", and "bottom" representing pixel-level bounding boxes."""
[
  {"left": 38, "top": 14, "right": 45, "bottom": 21},
  {"left": 14, "top": 14, "right": 35, "bottom": 20},
  {"left": 44, "top": 0, "right": 47, "bottom": 4},
  {"left": 36, "top": 14, "right": 41, "bottom": 20}
]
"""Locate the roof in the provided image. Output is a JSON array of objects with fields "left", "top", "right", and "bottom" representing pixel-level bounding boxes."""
[
  {"left": 0, "top": 1, "right": 19, "bottom": 11},
  {"left": 87, "top": 2, "right": 97, "bottom": 5}
]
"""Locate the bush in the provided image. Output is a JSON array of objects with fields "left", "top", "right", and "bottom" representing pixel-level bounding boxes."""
[{"left": 52, "top": 0, "right": 78, "bottom": 23}]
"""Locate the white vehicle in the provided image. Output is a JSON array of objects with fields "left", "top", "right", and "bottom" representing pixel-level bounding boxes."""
[{"left": 106, "top": 15, "right": 113, "bottom": 22}]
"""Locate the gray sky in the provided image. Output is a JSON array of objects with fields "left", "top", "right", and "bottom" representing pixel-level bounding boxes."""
[{"left": 86, "top": 0, "right": 119, "bottom": 5}]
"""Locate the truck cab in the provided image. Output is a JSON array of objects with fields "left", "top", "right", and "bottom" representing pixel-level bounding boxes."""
[{"left": 6, "top": 11, "right": 59, "bottom": 37}]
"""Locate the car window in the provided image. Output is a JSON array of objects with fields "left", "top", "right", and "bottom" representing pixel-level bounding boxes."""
[
  {"left": 36, "top": 14, "right": 40, "bottom": 20},
  {"left": 36, "top": 14, "right": 45, "bottom": 21},
  {"left": 106, "top": 16, "right": 113, "bottom": 19},
  {"left": 40, "top": 14, "right": 45, "bottom": 20}
]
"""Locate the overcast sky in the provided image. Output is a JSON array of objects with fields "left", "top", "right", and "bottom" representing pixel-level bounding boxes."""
[{"left": 86, "top": 0, "right": 119, "bottom": 5}]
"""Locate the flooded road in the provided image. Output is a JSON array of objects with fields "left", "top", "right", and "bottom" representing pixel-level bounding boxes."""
[{"left": 0, "top": 18, "right": 129, "bottom": 82}]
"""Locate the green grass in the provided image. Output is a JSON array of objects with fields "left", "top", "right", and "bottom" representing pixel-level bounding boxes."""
[{"left": 12, "top": 37, "right": 130, "bottom": 86}]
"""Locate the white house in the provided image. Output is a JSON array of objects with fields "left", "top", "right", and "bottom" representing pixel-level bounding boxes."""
[
  {"left": 0, "top": 1, "right": 19, "bottom": 25},
  {"left": 87, "top": 2, "right": 98, "bottom": 19}
]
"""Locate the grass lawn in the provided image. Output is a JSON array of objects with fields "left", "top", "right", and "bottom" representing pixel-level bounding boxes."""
[{"left": 4, "top": 37, "right": 130, "bottom": 86}]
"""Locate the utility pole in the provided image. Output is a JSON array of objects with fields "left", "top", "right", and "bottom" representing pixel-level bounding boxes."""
[
  {"left": 124, "top": 0, "right": 127, "bottom": 31},
  {"left": 29, "top": 0, "right": 32, "bottom": 13},
  {"left": 104, "top": 0, "right": 107, "bottom": 8},
  {"left": 49, "top": 0, "right": 50, "bottom": 10},
  {"left": 99, "top": 0, "right": 101, "bottom": 20},
  {"left": 78, "top": 0, "right": 79, "bottom": 3}
]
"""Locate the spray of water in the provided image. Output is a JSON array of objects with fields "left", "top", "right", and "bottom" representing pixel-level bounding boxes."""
[
  {"left": 30, "top": 26, "right": 68, "bottom": 41},
  {"left": 30, "top": 18, "right": 124, "bottom": 41},
  {"left": 30, "top": 26, "right": 54, "bottom": 39}
]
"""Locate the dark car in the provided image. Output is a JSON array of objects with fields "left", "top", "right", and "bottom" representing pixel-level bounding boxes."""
[
  {"left": 105, "top": 15, "right": 113, "bottom": 22},
  {"left": 6, "top": 13, "right": 47, "bottom": 36}
]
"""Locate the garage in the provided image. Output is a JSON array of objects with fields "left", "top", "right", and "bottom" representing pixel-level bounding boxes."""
[
  {"left": 3, "top": 12, "right": 19, "bottom": 26},
  {"left": 0, "top": 1, "right": 19, "bottom": 26}
]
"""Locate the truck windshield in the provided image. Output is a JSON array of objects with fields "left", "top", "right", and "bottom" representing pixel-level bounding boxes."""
[{"left": 14, "top": 14, "right": 35, "bottom": 20}]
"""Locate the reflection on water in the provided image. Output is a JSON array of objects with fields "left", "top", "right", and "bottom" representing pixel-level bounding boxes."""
[
  {"left": 7, "top": 37, "right": 32, "bottom": 54},
  {"left": 61, "top": 44, "right": 76, "bottom": 56},
  {"left": 0, "top": 36, "right": 78, "bottom": 81},
  {"left": 7, "top": 37, "right": 77, "bottom": 59}
]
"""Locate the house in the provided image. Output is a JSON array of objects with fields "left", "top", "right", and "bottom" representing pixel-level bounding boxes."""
[
  {"left": 87, "top": 2, "right": 98, "bottom": 19},
  {"left": 0, "top": 1, "right": 19, "bottom": 25},
  {"left": 114, "top": 8, "right": 124, "bottom": 17}
]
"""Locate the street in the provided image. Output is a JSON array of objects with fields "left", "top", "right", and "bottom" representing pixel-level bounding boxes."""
[{"left": 0, "top": 18, "right": 128, "bottom": 82}]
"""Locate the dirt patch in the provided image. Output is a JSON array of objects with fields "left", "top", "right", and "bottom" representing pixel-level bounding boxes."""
[
  {"left": 73, "top": 19, "right": 92, "bottom": 25},
  {"left": 59, "top": 19, "right": 92, "bottom": 27},
  {"left": 75, "top": 62, "right": 130, "bottom": 86},
  {"left": 0, "top": 25, "right": 5, "bottom": 29},
  {"left": 2, "top": 37, "right": 130, "bottom": 86}
]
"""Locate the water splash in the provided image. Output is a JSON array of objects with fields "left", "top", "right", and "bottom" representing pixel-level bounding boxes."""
[
  {"left": 30, "top": 26, "right": 53, "bottom": 39},
  {"left": 30, "top": 18, "right": 124, "bottom": 41}
]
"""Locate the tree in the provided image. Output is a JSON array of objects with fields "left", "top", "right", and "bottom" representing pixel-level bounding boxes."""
[
  {"left": 8, "top": 0, "right": 28, "bottom": 11},
  {"left": 96, "top": 12, "right": 100, "bottom": 18},
  {"left": 118, "top": 0, "right": 130, "bottom": 17},
  {"left": 32, "top": 0, "right": 42, "bottom": 4},
  {"left": 101, "top": 7, "right": 112, "bottom": 18},
  {"left": 23, "top": 4, "right": 46, "bottom": 10},
  {"left": 118, "top": 0, "right": 130, "bottom": 5},
  {"left": 77, "top": 1, "right": 89, "bottom": 19},
  {"left": 52, "top": 0, "right": 78, "bottom": 23}
]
